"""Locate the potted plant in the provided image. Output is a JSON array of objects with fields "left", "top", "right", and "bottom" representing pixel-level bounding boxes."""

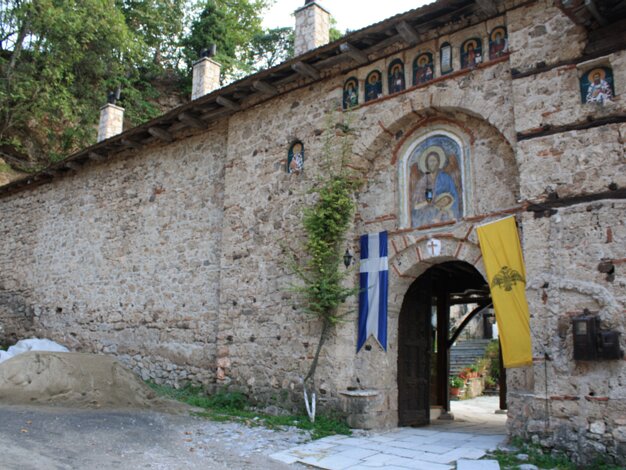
[{"left": 449, "top": 376, "right": 465, "bottom": 397}]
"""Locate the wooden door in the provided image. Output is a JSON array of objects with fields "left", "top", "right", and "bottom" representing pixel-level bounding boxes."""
[{"left": 398, "top": 285, "right": 432, "bottom": 426}]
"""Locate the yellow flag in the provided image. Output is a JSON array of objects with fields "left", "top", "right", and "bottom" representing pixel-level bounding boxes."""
[{"left": 477, "top": 216, "right": 532, "bottom": 368}]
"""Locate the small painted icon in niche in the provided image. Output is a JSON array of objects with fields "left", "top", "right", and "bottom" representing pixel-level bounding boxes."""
[
  {"left": 365, "top": 70, "right": 383, "bottom": 102},
  {"left": 288, "top": 141, "right": 304, "bottom": 174},
  {"left": 413, "top": 53, "right": 434, "bottom": 85},
  {"left": 388, "top": 59, "right": 405, "bottom": 94},
  {"left": 409, "top": 135, "right": 463, "bottom": 228},
  {"left": 343, "top": 77, "right": 359, "bottom": 109},
  {"left": 581, "top": 67, "right": 614, "bottom": 105},
  {"left": 461, "top": 38, "right": 482, "bottom": 69},
  {"left": 440, "top": 43, "right": 452, "bottom": 75},
  {"left": 489, "top": 27, "right": 508, "bottom": 60}
]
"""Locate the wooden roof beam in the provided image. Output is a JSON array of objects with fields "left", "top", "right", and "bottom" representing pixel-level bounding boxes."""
[
  {"left": 396, "top": 21, "right": 420, "bottom": 46},
  {"left": 291, "top": 61, "right": 321, "bottom": 80},
  {"left": 88, "top": 152, "right": 106, "bottom": 162},
  {"left": 121, "top": 138, "right": 143, "bottom": 150},
  {"left": 252, "top": 80, "right": 279, "bottom": 96},
  {"left": 216, "top": 96, "right": 241, "bottom": 111},
  {"left": 148, "top": 126, "right": 174, "bottom": 143},
  {"left": 65, "top": 161, "right": 82, "bottom": 171},
  {"left": 339, "top": 42, "right": 369, "bottom": 65},
  {"left": 178, "top": 112, "right": 207, "bottom": 129}
]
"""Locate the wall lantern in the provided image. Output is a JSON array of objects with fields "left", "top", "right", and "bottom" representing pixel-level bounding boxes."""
[{"left": 343, "top": 248, "right": 353, "bottom": 268}]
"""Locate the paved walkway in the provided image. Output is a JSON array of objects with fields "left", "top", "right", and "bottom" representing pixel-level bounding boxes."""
[{"left": 271, "top": 396, "right": 506, "bottom": 469}]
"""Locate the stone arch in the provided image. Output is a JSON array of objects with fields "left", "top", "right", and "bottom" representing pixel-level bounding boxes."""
[
  {"left": 387, "top": 235, "right": 486, "bottom": 293},
  {"left": 354, "top": 106, "right": 515, "bottom": 171},
  {"left": 352, "top": 106, "right": 520, "bottom": 232}
]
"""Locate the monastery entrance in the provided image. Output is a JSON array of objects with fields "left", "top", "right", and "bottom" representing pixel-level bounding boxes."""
[{"left": 397, "top": 260, "right": 496, "bottom": 427}]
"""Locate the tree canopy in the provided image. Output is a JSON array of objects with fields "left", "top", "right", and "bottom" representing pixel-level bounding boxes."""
[{"left": 0, "top": 0, "right": 342, "bottom": 169}]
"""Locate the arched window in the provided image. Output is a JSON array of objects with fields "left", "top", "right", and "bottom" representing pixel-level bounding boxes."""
[
  {"left": 343, "top": 77, "right": 359, "bottom": 109},
  {"left": 461, "top": 38, "right": 483, "bottom": 69},
  {"left": 365, "top": 70, "right": 383, "bottom": 102},
  {"left": 287, "top": 141, "right": 304, "bottom": 174},
  {"left": 388, "top": 59, "right": 405, "bottom": 94},
  {"left": 413, "top": 53, "right": 434, "bottom": 85},
  {"left": 489, "top": 27, "right": 508, "bottom": 60}
]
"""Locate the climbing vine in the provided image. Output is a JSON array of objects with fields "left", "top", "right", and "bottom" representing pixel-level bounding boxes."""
[{"left": 290, "top": 121, "right": 361, "bottom": 421}]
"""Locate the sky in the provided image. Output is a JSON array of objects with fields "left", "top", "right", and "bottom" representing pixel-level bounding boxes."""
[{"left": 262, "top": 0, "right": 434, "bottom": 32}]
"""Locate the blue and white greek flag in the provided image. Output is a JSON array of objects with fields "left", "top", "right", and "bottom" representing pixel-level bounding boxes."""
[{"left": 357, "top": 231, "right": 388, "bottom": 351}]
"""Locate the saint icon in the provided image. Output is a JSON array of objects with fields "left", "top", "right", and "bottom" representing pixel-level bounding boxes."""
[
  {"left": 489, "top": 27, "right": 508, "bottom": 60},
  {"left": 388, "top": 60, "right": 405, "bottom": 94},
  {"left": 409, "top": 137, "right": 463, "bottom": 228},
  {"left": 461, "top": 39, "right": 482, "bottom": 69},
  {"left": 583, "top": 68, "right": 614, "bottom": 105},
  {"left": 365, "top": 70, "right": 383, "bottom": 102},
  {"left": 343, "top": 78, "right": 359, "bottom": 109},
  {"left": 413, "top": 53, "right": 434, "bottom": 85}
]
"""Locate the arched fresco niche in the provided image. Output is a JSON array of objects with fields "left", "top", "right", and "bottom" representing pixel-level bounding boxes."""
[
  {"left": 580, "top": 66, "right": 615, "bottom": 104},
  {"left": 398, "top": 131, "right": 468, "bottom": 228},
  {"left": 343, "top": 77, "right": 359, "bottom": 109},
  {"left": 440, "top": 42, "right": 453, "bottom": 75},
  {"left": 365, "top": 70, "right": 383, "bottom": 102},
  {"left": 287, "top": 141, "right": 304, "bottom": 174},
  {"left": 388, "top": 59, "right": 405, "bottom": 94},
  {"left": 489, "top": 27, "right": 508, "bottom": 60},
  {"left": 461, "top": 38, "right": 482, "bottom": 69},
  {"left": 413, "top": 53, "right": 434, "bottom": 85}
]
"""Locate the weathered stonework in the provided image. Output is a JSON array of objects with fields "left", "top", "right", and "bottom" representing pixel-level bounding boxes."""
[{"left": 0, "top": 0, "right": 625, "bottom": 464}]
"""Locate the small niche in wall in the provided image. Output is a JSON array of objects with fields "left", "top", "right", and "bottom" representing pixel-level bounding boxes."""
[
  {"left": 388, "top": 59, "right": 406, "bottom": 94},
  {"left": 440, "top": 42, "right": 453, "bottom": 75},
  {"left": 287, "top": 141, "right": 304, "bottom": 174},
  {"left": 365, "top": 70, "right": 383, "bottom": 102},
  {"left": 461, "top": 38, "right": 482, "bottom": 69},
  {"left": 489, "top": 26, "right": 508, "bottom": 60},
  {"left": 580, "top": 66, "right": 615, "bottom": 105},
  {"left": 343, "top": 77, "right": 359, "bottom": 110},
  {"left": 413, "top": 53, "right": 434, "bottom": 85}
]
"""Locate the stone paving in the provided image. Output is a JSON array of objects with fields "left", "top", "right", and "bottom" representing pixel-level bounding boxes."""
[{"left": 271, "top": 396, "right": 506, "bottom": 469}]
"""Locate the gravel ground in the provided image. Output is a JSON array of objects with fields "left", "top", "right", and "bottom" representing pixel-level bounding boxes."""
[{"left": 0, "top": 404, "right": 312, "bottom": 469}]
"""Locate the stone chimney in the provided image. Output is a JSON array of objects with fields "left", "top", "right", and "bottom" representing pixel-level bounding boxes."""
[
  {"left": 294, "top": 0, "right": 331, "bottom": 56},
  {"left": 97, "top": 102, "right": 124, "bottom": 142},
  {"left": 192, "top": 46, "right": 221, "bottom": 100}
]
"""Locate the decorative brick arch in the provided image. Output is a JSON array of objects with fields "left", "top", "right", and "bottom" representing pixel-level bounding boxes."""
[{"left": 387, "top": 232, "right": 486, "bottom": 286}]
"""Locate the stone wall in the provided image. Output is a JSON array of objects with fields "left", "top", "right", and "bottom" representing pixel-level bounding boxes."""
[
  {"left": 506, "top": 1, "right": 626, "bottom": 463},
  {"left": 0, "top": 126, "right": 227, "bottom": 385}
]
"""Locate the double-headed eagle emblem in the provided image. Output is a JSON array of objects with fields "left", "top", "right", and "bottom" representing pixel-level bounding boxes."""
[{"left": 491, "top": 266, "right": 525, "bottom": 291}]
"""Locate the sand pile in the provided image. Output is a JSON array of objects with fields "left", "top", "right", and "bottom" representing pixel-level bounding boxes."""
[{"left": 0, "top": 351, "right": 174, "bottom": 409}]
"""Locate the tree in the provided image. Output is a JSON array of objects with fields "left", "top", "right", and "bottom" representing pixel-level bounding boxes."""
[
  {"left": 117, "top": 0, "right": 188, "bottom": 68},
  {"left": 0, "top": 0, "right": 161, "bottom": 164},
  {"left": 180, "top": 0, "right": 271, "bottom": 84},
  {"left": 247, "top": 26, "right": 293, "bottom": 71}
]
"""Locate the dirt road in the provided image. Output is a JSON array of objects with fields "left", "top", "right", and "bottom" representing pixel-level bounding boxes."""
[{"left": 0, "top": 404, "right": 305, "bottom": 469}]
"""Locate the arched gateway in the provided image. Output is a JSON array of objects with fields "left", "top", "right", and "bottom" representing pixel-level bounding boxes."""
[{"left": 397, "top": 260, "right": 491, "bottom": 426}]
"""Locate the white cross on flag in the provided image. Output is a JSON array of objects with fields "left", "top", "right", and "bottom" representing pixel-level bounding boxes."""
[{"left": 357, "top": 231, "right": 388, "bottom": 351}]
